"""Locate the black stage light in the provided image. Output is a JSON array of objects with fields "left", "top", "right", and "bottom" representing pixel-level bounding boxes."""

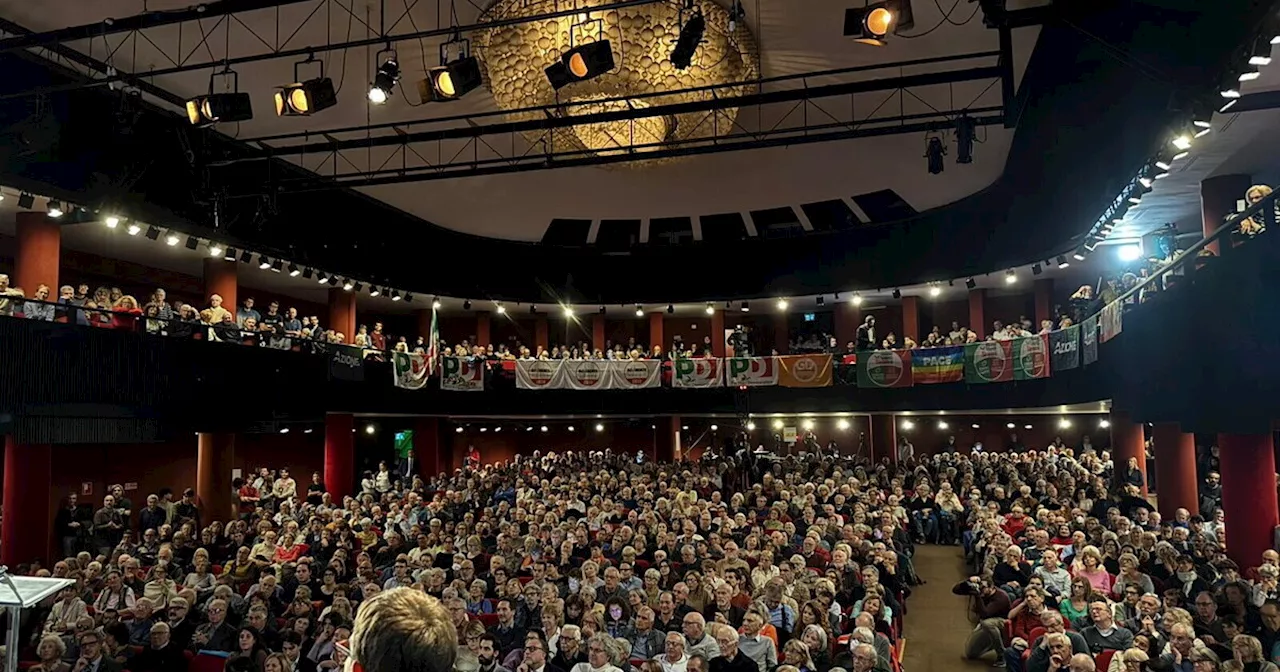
[
  {"left": 316, "top": 272, "right": 328, "bottom": 285},
  {"left": 1031, "top": 263, "right": 1042, "bottom": 276},
  {"left": 186, "top": 92, "right": 253, "bottom": 127},
  {"left": 740, "top": 301, "right": 749, "bottom": 312},
  {"left": 547, "top": 40, "right": 615, "bottom": 90},
  {"left": 240, "top": 249, "right": 253, "bottom": 263},
  {"left": 368, "top": 57, "right": 400, "bottom": 105},
  {"left": 965, "top": 278, "right": 976, "bottom": 290},
  {"left": 185, "top": 235, "right": 199, "bottom": 250},
  {"left": 405, "top": 293, "right": 414, "bottom": 303},
  {"left": 530, "top": 304, "right": 538, "bottom": 314},
  {"left": 370, "top": 286, "right": 381, "bottom": 297},
  {"left": 328, "top": 275, "right": 340, "bottom": 286},
  {"left": 925, "top": 136, "right": 946, "bottom": 175},
  {"left": 271, "top": 259, "right": 284, "bottom": 273},
  {"left": 275, "top": 77, "right": 337, "bottom": 116},
  {"left": 463, "top": 300, "right": 472, "bottom": 310},
  {"left": 224, "top": 247, "right": 238, "bottom": 262},
  {"left": 353, "top": 282, "right": 363, "bottom": 293},
  {"left": 1057, "top": 255, "right": 1070, "bottom": 269},
  {"left": 421, "top": 56, "right": 483, "bottom": 102},
  {"left": 844, "top": 1, "right": 896, "bottom": 46},
  {"left": 302, "top": 268, "right": 314, "bottom": 280},
  {"left": 16, "top": 192, "right": 34, "bottom": 209},
  {"left": 599, "top": 306, "right": 607, "bottom": 314},
  {"left": 816, "top": 296, "right": 825, "bottom": 306},
  {"left": 47, "top": 200, "right": 65, "bottom": 218},
  {"left": 342, "top": 278, "right": 354, "bottom": 291},
  {"left": 288, "top": 263, "right": 300, "bottom": 277},
  {"left": 259, "top": 256, "right": 273, "bottom": 270},
  {"left": 145, "top": 225, "right": 161, "bottom": 240},
  {"left": 671, "top": 10, "right": 705, "bottom": 70},
  {"left": 891, "top": 288, "right": 901, "bottom": 299},
  {"left": 955, "top": 115, "right": 976, "bottom": 164},
  {"left": 391, "top": 290, "right": 402, "bottom": 302},
  {"left": 667, "top": 304, "right": 675, "bottom": 314}
]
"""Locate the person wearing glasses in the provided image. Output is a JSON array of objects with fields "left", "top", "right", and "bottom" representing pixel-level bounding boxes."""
[
  {"left": 189, "top": 597, "right": 237, "bottom": 653},
  {"left": 708, "top": 623, "right": 757, "bottom": 672},
  {"left": 520, "top": 631, "right": 565, "bottom": 672}
]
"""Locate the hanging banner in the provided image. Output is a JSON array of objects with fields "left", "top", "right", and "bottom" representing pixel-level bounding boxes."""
[
  {"left": 561, "top": 359, "right": 613, "bottom": 390},
  {"left": 1082, "top": 316, "right": 1099, "bottom": 366},
  {"left": 726, "top": 357, "right": 779, "bottom": 387},
  {"left": 1049, "top": 325, "right": 1080, "bottom": 372},
  {"left": 392, "top": 351, "right": 432, "bottom": 390},
  {"left": 515, "top": 359, "right": 564, "bottom": 390},
  {"left": 1013, "top": 334, "right": 1051, "bottom": 380},
  {"left": 608, "top": 360, "right": 662, "bottom": 389},
  {"left": 778, "top": 354, "right": 833, "bottom": 388},
  {"left": 965, "top": 340, "right": 1014, "bottom": 384},
  {"left": 1100, "top": 301, "right": 1123, "bottom": 342},
  {"left": 440, "top": 356, "right": 485, "bottom": 391},
  {"left": 856, "top": 349, "right": 914, "bottom": 388},
  {"left": 329, "top": 345, "right": 365, "bottom": 382},
  {"left": 910, "top": 346, "right": 964, "bottom": 384},
  {"left": 673, "top": 358, "right": 724, "bottom": 388}
]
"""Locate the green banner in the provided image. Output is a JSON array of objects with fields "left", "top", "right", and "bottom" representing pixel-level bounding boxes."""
[{"left": 964, "top": 341, "right": 1013, "bottom": 383}]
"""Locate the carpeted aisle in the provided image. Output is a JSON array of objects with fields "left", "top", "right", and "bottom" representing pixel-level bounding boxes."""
[{"left": 902, "top": 544, "right": 992, "bottom": 672}]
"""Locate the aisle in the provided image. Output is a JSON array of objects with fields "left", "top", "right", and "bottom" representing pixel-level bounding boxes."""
[{"left": 901, "top": 545, "right": 991, "bottom": 672}]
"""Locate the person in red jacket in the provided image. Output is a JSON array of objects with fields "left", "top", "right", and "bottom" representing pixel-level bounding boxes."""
[{"left": 953, "top": 574, "right": 1012, "bottom": 663}]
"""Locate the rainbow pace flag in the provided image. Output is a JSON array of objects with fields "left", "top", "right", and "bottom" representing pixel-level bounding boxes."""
[{"left": 910, "top": 345, "right": 965, "bottom": 384}]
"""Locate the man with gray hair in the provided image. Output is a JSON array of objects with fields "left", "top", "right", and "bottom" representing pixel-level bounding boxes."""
[
  {"left": 850, "top": 643, "right": 877, "bottom": 672},
  {"left": 127, "top": 622, "right": 186, "bottom": 672},
  {"left": 682, "top": 612, "right": 720, "bottom": 660}
]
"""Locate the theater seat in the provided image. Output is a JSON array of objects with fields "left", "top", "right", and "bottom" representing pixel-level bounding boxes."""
[
  {"left": 192, "top": 654, "right": 228, "bottom": 672},
  {"left": 1028, "top": 627, "right": 1046, "bottom": 643},
  {"left": 476, "top": 613, "right": 500, "bottom": 627},
  {"left": 1096, "top": 650, "right": 1117, "bottom": 672}
]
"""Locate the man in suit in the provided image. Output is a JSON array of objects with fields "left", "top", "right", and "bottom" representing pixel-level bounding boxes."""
[
  {"left": 398, "top": 449, "right": 418, "bottom": 484},
  {"left": 189, "top": 598, "right": 237, "bottom": 653},
  {"left": 73, "top": 628, "right": 124, "bottom": 672},
  {"left": 281, "top": 630, "right": 319, "bottom": 672},
  {"left": 127, "top": 622, "right": 188, "bottom": 672},
  {"left": 518, "top": 631, "right": 565, "bottom": 672},
  {"left": 855, "top": 315, "right": 876, "bottom": 351}
]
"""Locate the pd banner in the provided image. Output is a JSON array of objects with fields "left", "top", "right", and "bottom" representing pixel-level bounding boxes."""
[
  {"left": 673, "top": 358, "right": 724, "bottom": 388},
  {"left": 726, "top": 357, "right": 779, "bottom": 387},
  {"left": 910, "top": 346, "right": 964, "bottom": 384},
  {"left": 440, "top": 356, "right": 485, "bottom": 391},
  {"left": 328, "top": 345, "right": 365, "bottom": 382},
  {"left": 608, "top": 360, "right": 662, "bottom": 389},
  {"left": 965, "top": 340, "right": 1014, "bottom": 384},
  {"left": 1013, "top": 334, "right": 1051, "bottom": 380},
  {"left": 1082, "top": 316, "right": 1099, "bottom": 366},
  {"left": 515, "top": 359, "right": 563, "bottom": 390},
  {"left": 1049, "top": 324, "right": 1080, "bottom": 372},
  {"left": 392, "top": 351, "right": 431, "bottom": 390},
  {"left": 778, "top": 354, "right": 833, "bottom": 388},
  {"left": 1100, "top": 301, "right": 1123, "bottom": 342},
  {"left": 856, "top": 349, "right": 914, "bottom": 388}
]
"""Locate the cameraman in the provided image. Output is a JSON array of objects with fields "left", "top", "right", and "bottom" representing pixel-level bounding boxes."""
[
  {"left": 952, "top": 574, "right": 1011, "bottom": 663},
  {"left": 727, "top": 325, "right": 751, "bottom": 357}
]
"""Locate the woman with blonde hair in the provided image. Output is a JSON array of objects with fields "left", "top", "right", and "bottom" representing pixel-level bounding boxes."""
[
  {"left": 1107, "top": 647, "right": 1149, "bottom": 672},
  {"left": 1225, "top": 634, "right": 1279, "bottom": 672},
  {"left": 1240, "top": 185, "right": 1276, "bottom": 236},
  {"left": 1072, "top": 545, "right": 1113, "bottom": 595},
  {"left": 782, "top": 639, "right": 816, "bottom": 672}
]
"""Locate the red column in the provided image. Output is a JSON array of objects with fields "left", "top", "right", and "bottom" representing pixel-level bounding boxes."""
[
  {"left": 1218, "top": 433, "right": 1279, "bottom": 569},
  {"left": 196, "top": 433, "right": 235, "bottom": 524},
  {"left": 773, "top": 315, "right": 789, "bottom": 354},
  {"left": 328, "top": 289, "right": 356, "bottom": 343},
  {"left": 1152, "top": 423, "right": 1198, "bottom": 518},
  {"left": 2, "top": 437, "right": 51, "bottom": 566},
  {"left": 1110, "top": 411, "right": 1147, "bottom": 496},
  {"left": 476, "top": 312, "right": 492, "bottom": 347},
  {"left": 14, "top": 211, "right": 60, "bottom": 296},
  {"left": 649, "top": 313, "right": 664, "bottom": 354},
  {"left": 869, "top": 415, "right": 896, "bottom": 464},
  {"left": 1201, "top": 174, "right": 1252, "bottom": 255},
  {"left": 710, "top": 309, "right": 726, "bottom": 358},
  {"left": 203, "top": 257, "right": 237, "bottom": 311},
  {"left": 591, "top": 314, "right": 606, "bottom": 352},
  {"left": 1034, "top": 279, "right": 1054, "bottom": 328},
  {"left": 834, "top": 302, "right": 860, "bottom": 350},
  {"left": 901, "top": 296, "right": 919, "bottom": 343},
  {"left": 414, "top": 417, "right": 441, "bottom": 480},
  {"left": 323, "top": 414, "right": 355, "bottom": 501},
  {"left": 654, "top": 417, "right": 679, "bottom": 463},
  {"left": 968, "top": 289, "right": 986, "bottom": 339},
  {"left": 535, "top": 315, "right": 549, "bottom": 351}
]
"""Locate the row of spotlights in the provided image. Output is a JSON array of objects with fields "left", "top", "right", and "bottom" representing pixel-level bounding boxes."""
[{"left": 901, "top": 417, "right": 1108, "bottom": 430}]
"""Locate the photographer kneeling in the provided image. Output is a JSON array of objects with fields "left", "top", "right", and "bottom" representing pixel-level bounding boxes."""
[{"left": 953, "top": 574, "right": 1011, "bottom": 663}]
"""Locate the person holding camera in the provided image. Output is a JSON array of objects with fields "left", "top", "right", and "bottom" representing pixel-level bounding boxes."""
[{"left": 953, "top": 574, "right": 1011, "bottom": 663}]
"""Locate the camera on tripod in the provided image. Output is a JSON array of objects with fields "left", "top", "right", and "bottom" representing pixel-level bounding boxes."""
[{"left": 727, "top": 324, "right": 751, "bottom": 356}]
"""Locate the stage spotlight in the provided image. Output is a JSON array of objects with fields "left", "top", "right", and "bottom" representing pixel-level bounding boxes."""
[
  {"left": 837, "top": 418, "right": 851, "bottom": 430},
  {"left": 275, "top": 77, "right": 337, "bottom": 116},
  {"left": 145, "top": 225, "right": 161, "bottom": 241},
  {"left": 599, "top": 306, "right": 607, "bottom": 315},
  {"left": 1005, "top": 269, "right": 1017, "bottom": 284},
  {"left": 391, "top": 290, "right": 402, "bottom": 302},
  {"left": 463, "top": 300, "right": 472, "bottom": 311},
  {"left": 224, "top": 247, "right": 237, "bottom": 261},
  {"left": 667, "top": 304, "right": 675, "bottom": 314},
  {"left": 1171, "top": 133, "right": 1193, "bottom": 151},
  {"left": 705, "top": 303, "right": 715, "bottom": 315},
  {"left": 671, "top": 9, "right": 705, "bottom": 70},
  {"left": 892, "top": 288, "right": 902, "bottom": 299},
  {"left": 370, "top": 286, "right": 381, "bottom": 297},
  {"left": 740, "top": 301, "right": 749, "bottom": 312},
  {"left": 776, "top": 298, "right": 789, "bottom": 311},
  {"left": 328, "top": 275, "right": 340, "bottom": 286},
  {"left": 301, "top": 268, "right": 313, "bottom": 280},
  {"left": 844, "top": 1, "right": 896, "bottom": 46},
  {"left": 925, "top": 136, "right": 946, "bottom": 175},
  {"left": 47, "top": 200, "right": 65, "bottom": 218},
  {"left": 635, "top": 306, "right": 644, "bottom": 317},
  {"left": 368, "top": 57, "right": 400, "bottom": 104},
  {"left": 1251, "top": 36, "right": 1274, "bottom": 65},
  {"left": 1099, "top": 419, "right": 1111, "bottom": 429},
  {"left": 421, "top": 56, "right": 483, "bottom": 102},
  {"left": 127, "top": 223, "right": 142, "bottom": 236},
  {"left": 185, "top": 236, "right": 199, "bottom": 250},
  {"left": 165, "top": 232, "right": 181, "bottom": 246},
  {"left": 496, "top": 303, "right": 506, "bottom": 315},
  {"left": 343, "top": 279, "right": 355, "bottom": 291},
  {"left": 1073, "top": 248, "right": 1088, "bottom": 261},
  {"left": 16, "top": 192, "right": 34, "bottom": 209},
  {"left": 240, "top": 249, "right": 253, "bottom": 263},
  {"left": 546, "top": 40, "right": 615, "bottom": 90},
  {"left": 746, "top": 421, "right": 756, "bottom": 431},
  {"left": 595, "top": 423, "right": 604, "bottom": 432},
  {"left": 288, "top": 263, "right": 300, "bottom": 277},
  {"left": 316, "top": 272, "right": 328, "bottom": 285},
  {"left": 955, "top": 115, "right": 976, "bottom": 164},
  {"left": 938, "top": 421, "right": 949, "bottom": 430},
  {"left": 530, "top": 305, "right": 538, "bottom": 314},
  {"left": 1117, "top": 244, "right": 1142, "bottom": 262},
  {"left": 186, "top": 92, "right": 253, "bottom": 126},
  {"left": 851, "top": 293, "right": 863, "bottom": 306},
  {"left": 1057, "top": 255, "right": 1070, "bottom": 269},
  {"left": 259, "top": 256, "right": 272, "bottom": 270},
  {"left": 1031, "top": 263, "right": 1042, "bottom": 276},
  {"left": 209, "top": 244, "right": 224, "bottom": 258},
  {"left": 563, "top": 305, "right": 574, "bottom": 317},
  {"left": 105, "top": 215, "right": 120, "bottom": 229},
  {"left": 965, "top": 278, "right": 976, "bottom": 289},
  {"left": 928, "top": 285, "right": 941, "bottom": 297}
]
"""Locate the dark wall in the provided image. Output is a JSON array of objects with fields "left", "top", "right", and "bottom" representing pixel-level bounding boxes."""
[{"left": 897, "top": 413, "right": 1111, "bottom": 456}]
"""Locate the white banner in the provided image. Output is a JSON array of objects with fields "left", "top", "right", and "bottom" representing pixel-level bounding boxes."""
[
  {"left": 672, "top": 358, "right": 724, "bottom": 388},
  {"left": 515, "top": 359, "right": 661, "bottom": 390},
  {"left": 725, "top": 357, "right": 779, "bottom": 387},
  {"left": 561, "top": 359, "right": 613, "bottom": 390},
  {"left": 515, "top": 359, "right": 563, "bottom": 390},
  {"left": 440, "top": 357, "right": 485, "bottom": 392},
  {"left": 608, "top": 360, "right": 662, "bottom": 389},
  {"left": 392, "top": 352, "right": 431, "bottom": 390}
]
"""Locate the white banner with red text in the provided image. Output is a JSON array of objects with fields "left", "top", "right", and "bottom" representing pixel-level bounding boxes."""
[{"left": 514, "top": 359, "right": 662, "bottom": 390}]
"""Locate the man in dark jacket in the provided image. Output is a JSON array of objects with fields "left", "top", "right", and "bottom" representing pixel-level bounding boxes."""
[
  {"left": 128, "top": 622, "right": 189, "bottom": 672},
  {"left": 138, "top": 494, "right": 167, "bottom": 535},
  {"left": 855, "top": 316, "right": 876, "bottom": 351}
]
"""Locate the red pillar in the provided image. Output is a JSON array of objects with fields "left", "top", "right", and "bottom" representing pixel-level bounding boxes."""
[
  {"left": 196, "top": 433, "right": 235, "bottom": 524},
  {"left": 323, "top": 414, "right": 355, "bottom": 501},
  {"left": 591, "top": 314, "right": 606, "bottom": 352},
  {"left": 476, "top": 312, "right": 491, "bottom": 348},
  {"left": 2, "top": 437, "right": 51, "bottom": 566},
  {"left": 773, "top": 315, "right": 789, "bottom": 355},
  {"left": 1110, "top": 411, "right": 1147, "bottom": 496},
  {"left": 654, "top": 416, "right": 680, "bottom": 463},
  {"left": 203, "top": 257, "right": 237, "bottom": 312},
  {"left": 328, "top": 289, "right": 356, "bottom": 343},
  {"left": 1201, "top": 174, "right": 1252, "bottom": 255},
  {"left": 869, "top": 415, "right": 896, "bottom": 464},
  {"left": 14, "top": 211, "right": 60, "bottom": 296},
  {"left": 901, "top": 296, "right": 919, "bottom": 343},
  {"left": 649, "top": 313, "right": 665, "bottom": 354},
  {"left": 968, "top": 289, "right": 986, "bottom": 339},
  {"left": 835, "top": 302, "right": 862, "bottom": 351},
  {"left": 1152, "top": 423, "right": 1198, "bottom": 519},
  {"left": 1218, "top": 433, "right": 1279, "bottom": 569},
  {"left": 413, "top": 417, "right": 441, "bottom": 480},
  {"left": 1034, "top": 279, "right": 1054, "bottom": 328},
  {"left": 535, "top": 315, "right": 550, "bottom": 351},
  {"left": 710, "top": 309, "right": 726, "bottom": 358}
]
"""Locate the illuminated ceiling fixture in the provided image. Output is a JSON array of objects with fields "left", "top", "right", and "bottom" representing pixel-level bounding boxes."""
[
  {"left": 1251, "top": 36, "right": 1274, "bottom": 65},
  {"left": 563, "top": 305, "right": 574, "bottom": 317},
  {"left": 1171, "top": 133, "right": 1193, "bottom": 151},
  {"left": 851, "top": 293, "right": 863, "bottom": 306},
  {"left": 772, "top": 419, "right": 783, "bottom": 429},
  {"left": 776, "top": 298, "right": 788, "bottom": 311},
  {"left": 435, "top": 298, "right": 445, "bottom": 310},
  {"left": 925, "top": 135, "right": 946, "bottom": 175},
  {"left": 47, "top": 200, "right": 65, "bottom": 218},
  {"left": 369, "top": 286, "right": 381, "bottom": 297},
  {"left": 259, "top": 256, "right": 273, "bottom": 270},
  {"left": 746, "top": 421, "right": 756, "bottom": 431},
  {"left": 705, "top": 303, "right": 715, "bottom": 315},
  {"left": 1073, "top": 247, "right": 1087, "bottom": 262},
  {"left": 635, "top": 305, "right": 644, "bottom": 317},
  {"left": 343, "top": 279, "right": 355, "bottom": 291},
  {"left": 276, "top": 58, "right": 337, "bottom": 117},
  {"left": 837, "top": 419, "right": 850, "bottom": 430},
  {"left": 1005, "top": 269, "right": 1017, "bottom": 284},
  {"left": 104, "top": 215, "right": 120, "bottom": 228},
  {"left": 1057, "top": 255, "right": 1070, "bottom": 269},
  {"left": 391, "top": 290, "right": 402, "bottom": 302},
  {"left": 422, "top": 44, "right": 483, "bottom": 102},
  {"left": 209, "top": 244, "right": 224, "bottom": 258},
  {"left": 670, "top": 8, "right": 705, "bottom": 70},
  {"left": 1058, "top": 418, "right": 1072, "bottom": 428},
  {"left": 496, "top": 303, "right": 506, "bottom": 315},
  {"left": 937, "top": 421, "right": 949, "bottom": 430},
  {"left": 288, "top": 263, "right": 300, "bottom": 277},
  {"left": 1031, "top": 263, "right": 1042, "bottom": 276},
  {"left": 546, "top": 35, "right": 616, "bottom": 90},
  {"left": 844, "top": 0, "right": 897, "bottom": 46},
  {"left": 368, "top": 50, "right": 400, "bottom": 104},
  {"left": 1239, "top": 70, "right": 1261, "bottom": 82},
  {"left": 127, "top": 223, "right": 142, "bottom": 236},
  {"left": 316, "top": 272, "right": 328, "bottom": 285},
  {"left": 223, "top": 247, "right": 237, "bottom": 261},
  {"left": 740, "top": 301, "right": 750, "bottom": 312},
  {"left": 901, "top": 419, "right": 914, "bottom": 430},
  {"left": 1117, "top": 244, "right": 1142, "bottom": 262},
  {"left": 186, "top": 70, "right": 252, "bottom": 126},
  {"left": 928, "top": 285, "right": 941, "bottom": 298},
  {"left": 165, "top": 232, "right": 181, "bottom": 246}
]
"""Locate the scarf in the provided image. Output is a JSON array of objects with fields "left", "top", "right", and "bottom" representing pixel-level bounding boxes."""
[{"left": 1177, "top": 570, "right": 1198, "bottom": 596}]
